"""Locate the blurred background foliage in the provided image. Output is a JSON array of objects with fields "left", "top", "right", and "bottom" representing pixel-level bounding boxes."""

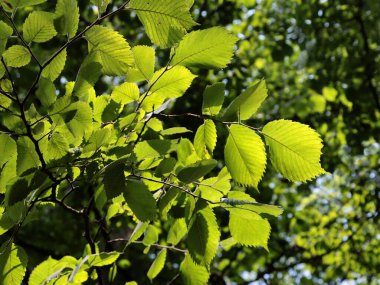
[{"left": 4, "top": 0, "right": 379, "bottom": 284}]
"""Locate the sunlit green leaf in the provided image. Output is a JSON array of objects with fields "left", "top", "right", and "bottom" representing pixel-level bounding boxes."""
[
  {"left": 129, "top": 0, "right": 197, "bottom": 48},
  {"left": 262, "top": 119, "right": 325, "bottom": 182},
  {"left": 172, "top": 27, "right": 238, "bottom": 68},
  {"left": 225, "top": 124, "right": 266, "bottom": 188}
]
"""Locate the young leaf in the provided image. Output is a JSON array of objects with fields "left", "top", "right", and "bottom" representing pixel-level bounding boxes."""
[
  {"left": 180, "top": 254, "right": 210, "bottom": 285},
  {"left": 28, "top": 257, "right": 61, "bottom": 285},
  {"left": 126, "top": 46, "right": 155, "bottom": 82},
  {"left": 224, "top": 125, "right": 266, "bottom": 188},
  {"left": 73, "top": 52, "right": 102, "bottom": 98},
  {"left": 202, "top": 83, "right": 225, "bottom": 116},
  {"left": 222, "top": 79, "right": 268, "bottom": 121},
  {"left": 222, "top": 191, "right": 283, "bottom": 217},
  {"left": 160, "top": 127, "right": 192, "bottom": 136},
  {"left": 86, "top": 25, "right": 134, "bottom": 75},
  {"left": 0, "top": 243, "right": 28, "bottom": 285},
  {"left": 45, "top": 132, "right": 69, "bottom": 161},
  {"left": 147, "top": 249, "right": 167, "bottom": 281},
  {"left": 55, "top": 0, "right": 79, "bottom": 38},
  {"left": 16, "top": 137, "right": 41, "bottom": 175},
  {"left": 0, "top": 21, "right": 13, "bottom": 55},
  {"left": 36, "top": 78, "right": 56, "bottom": 108},
  {"left": 51, "top": 101, "right": 93, "bottom": 146},
  {"left": 128, "top": 222, "right": 149, "bottom": 244},
  {"left": 0, "top": 134, "right": 17, "bottom": 168},
  {"left": 172, "top": 27, "right": 238, "bottom": 69},
  {"left": 5, "top": 0, "right": 47, "bottom": 10},
  {"left": 167, "top": 218, "right": 187, "bottom": 245},
  {"left": 86, "top": 252, "right": 120, "bottom": 267},
  {"left": 229, "top": 209, "right": 271, "bottom": 250},
  {"left": 134, "top": 139, "right": 178, "bottom": 161},
  {"left": 177, "top": 159, "right": 217, "bottom": 184},
  {"left": 194, "top": 119, "right": 217, "bottom": 158},
  {"left": 187, "top": 205, "right": 220, "bottom": 267},
  {"left": 128, "top": 0, "right": 197, "bottom": 48},
  {"left": 111, "top": 82, "right": 139, "bottom": 105},
  {"left": 23, "top": 11, "right": 57, "bottom": 43},
  {"left": 262, "top": 119, "right": 325, "bottom": 182},
  {"left": 141, "top": 66, "right": 196, "bottom": 111},
  {"left": 3, "top": 45, "right": 31, "bottom": 67},
  {"left": 90, "top": 0, "right": 111, "bottom": 13},
  {"left": 198, "top": 169, "right": 231, "bottom": 203},
  {"left": 125, "top": 180, "right": 156, "bottom": 221}
]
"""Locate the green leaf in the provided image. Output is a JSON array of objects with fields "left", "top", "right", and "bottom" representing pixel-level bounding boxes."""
[
  {"left": 126, "top": 45, "right": 155, "bottom": 82},
  {"left": 51, "top": 100, "right": 93, "bottom": 146},
  {"left": 104, "top": 162, "right": 126, "bottom": 199},
  {"left": 111, "top": 82, "right": 139, "bottom": 105},
  {"left": 222, "top": 191, "right": 283, "bottom": 217},
  {"left": 0, "top": 134, "right": 17, "bottom": 168},
  {"left": 128, "top": 0, "right": 197, "bottom": 48},
  {"left": 86, "top": 25, "right": 134, "bottom": 75},
  {"left": 36, "top": 78, "right": 56, "bottom": 108},
  {"left": 142, "top": 225, "right": 159, "bottom": 246},
  {"left": 177, "top": 159, "right": 217, "bottom": 184},
  {"left": 172, "top": 27, "right": 238, "bottom": 68},
  {"left": 42, "top": 49, "right": 67, "bottom": 81},
  {"left": 82, "top": 128, "right": 112, "bottom": 156},
  {"left": 160, "top": 127, "right": 192, "bottom": 136},
  {"left": 194, "top": 120, "right": 217, "bottom": 158},
  {"left": 202, "top": 83, "right": 225, "bottom": 116},
  {"left": 0, "top": 21, "right": 13, "bottom": 55},
  {"left": 198, "top": 168, "right": 231, "bottom": 203},
  {"left": 73, "top": 52, "right": 102, "bottom": 98},
  {"left": 262, "top": 119, "right": 325, "bottom": 182},
  {"left": 222, "top": 79, "right": 268, "bottom": 121},
  {"left": 55, "top": 0, "right": 80, "bottom": 38},
  {"left": 134, "top": 139, "right": 178, "bottom": 161},
  {"left": 90, "top": 0, "right": 111, "bottom": 13},
  {"left": 0, "top": 243, "right": 28, "bottom": 285},
  {"left": 86, "top": 252, "right": 120, "bottom": 267},
  {"left": 229, "top": 208, "right": 271, "bottom": 250},
  {"left": 28, "top": 257, "right": 61, "bottom": 285},
  {"left": 180, "top": 255, "right": 209, "bottom": 285},
  {"left": 0, "top": 203, "right": 26, "bottom": 235},
  {"left": 16, "top": 137, "right": 41, "bottom": 175},
  {"left": 141, "top": 66, "right": 196, "bottom": 111},
  {"left": 167, "top": 218, "right": 187, "bottom": 245},
  {"left": 6, "top": 0, "right": 46, "bottom": 10},
  {"left": 3, "top": 45, "right": 31, "bottom": 67},
  {"left": 125, "top": 180, "right": 156, "bottom": 221},
  {"left": 45, "top": 132, "right": 69, "bottom": 162},
  {"left": 147, "top": 249, "right": 167, "bottom": 281},
  {"left": 128, "top": 222, "right": 149, "bottom": 244},
  {"left": 23, "top": 11, "right": 57, "bottom": 43},
  {"left": 224, "top": 124, "right": 266, "bottom": 188},
  {"left": 187, "top": 205, "right": 220, "bottom": 267}
]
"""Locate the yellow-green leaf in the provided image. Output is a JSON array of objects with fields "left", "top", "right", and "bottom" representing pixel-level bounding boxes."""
[
  {"left": 129, "top": 0, "right": 197, "bottom": 48},
  {"left": 224, "top": 124, "right": 266, "bottom": 188},
  {"left": 172, "top": 27, "right": 238, "bottom": 69},
  {"left": 262, "top": 119, "right": 325, "bottom": 182},
  {"left": 223, "top": 79, "right": 268, "bottom": 121},
  {"left": 3, "top": 45, "right": 31, "bottom": 67},
  {"left": 23, "top": 11, "right": 57, "bottom": 43}
]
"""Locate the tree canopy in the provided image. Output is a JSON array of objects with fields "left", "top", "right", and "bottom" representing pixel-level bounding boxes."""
[{"left": 0, "top": 0, "right": 379, "bottom": 284}]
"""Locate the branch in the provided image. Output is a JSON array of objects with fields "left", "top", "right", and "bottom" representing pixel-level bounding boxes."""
[
  {"left": 355, "top": 0, "right": 380, "bottom": 112},
  {"left": 0, "top": 6, "right": 42, "bottom": 68},
  {"left": 22, "top": 0, "right": 132, "bottom": 105},
  {"left": 108, "top": 239, "right": 187, "bottom": 254}
]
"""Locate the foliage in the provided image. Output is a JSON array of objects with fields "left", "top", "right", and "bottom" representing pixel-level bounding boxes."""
[{"left": 1, "top": 0, "right": 378, "bottom": 284}]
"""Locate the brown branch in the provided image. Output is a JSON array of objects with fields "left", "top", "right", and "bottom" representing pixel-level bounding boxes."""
[{"left": 355, "top": 0, "right": 380, "bottom": 112}]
